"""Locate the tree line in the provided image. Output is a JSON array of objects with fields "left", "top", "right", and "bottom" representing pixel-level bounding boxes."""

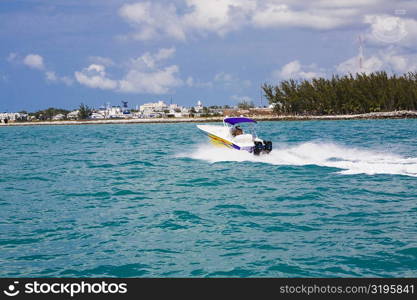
[
  {"left": 262, "top": 72, "right": 417, "bottom": 115},
  {"left": 31, "top": 107, "right": 70, "bottom": 120},
  {"left": 28, "top": 104, "right": 92, "bottom": 120}
]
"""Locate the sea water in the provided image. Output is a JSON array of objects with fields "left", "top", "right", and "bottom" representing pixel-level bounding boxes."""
[{"left": 0, "top": 119, "right": 416, "bottom": 277}]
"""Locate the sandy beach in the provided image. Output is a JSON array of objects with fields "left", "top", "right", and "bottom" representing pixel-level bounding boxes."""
[{"left": 1, "top": 110, "right": 416, "bottom": 127}]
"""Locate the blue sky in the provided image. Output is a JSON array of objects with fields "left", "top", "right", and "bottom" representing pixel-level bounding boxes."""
[{"left": 1, "top": 0, "right": 416, "bottom": 112}]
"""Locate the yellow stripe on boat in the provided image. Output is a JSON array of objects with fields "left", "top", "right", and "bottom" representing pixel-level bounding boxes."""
[
  {"left": 208, "top": 134, "right": 234, "bottom": 148},
  {"left": 209, "top": 139, "right": 226, "bottom": 147}
]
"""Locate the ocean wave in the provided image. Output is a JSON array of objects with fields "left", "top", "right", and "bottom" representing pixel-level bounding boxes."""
[{"left": 182, "top": 142, "right": 417, "bottom": 177}]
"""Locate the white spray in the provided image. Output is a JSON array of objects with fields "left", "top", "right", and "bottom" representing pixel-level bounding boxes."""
[{"left": 180, "top": 142, "right": 417, "bottom": 177}]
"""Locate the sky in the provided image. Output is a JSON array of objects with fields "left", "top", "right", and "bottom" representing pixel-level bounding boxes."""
[{"left": 1, "top": 0, "right": 416, "bottom": 112}]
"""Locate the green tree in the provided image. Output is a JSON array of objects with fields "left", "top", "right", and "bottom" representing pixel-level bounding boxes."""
[
  {"left": 262, "top": 71, "right": 417, "bottom": 115},
  {"left": 78, "top": 103, "right": 92, "bottom": 120},
  {"left": 189, "top": 107, "right": 196, "bottom": 117},
  {"left": 32, "top": 107, "right": 70, "bottom": 120}
]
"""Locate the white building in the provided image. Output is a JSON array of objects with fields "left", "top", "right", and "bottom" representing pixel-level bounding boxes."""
[
  {"left": 139, "top": 101, "right": 168, "bottom": 114},
  {"left": 67, "top": 110, "right": 79, "bottom": 119},
  {"left": 52, "top": 113, "right": 66, "bottom": 120},
  {"left": 106, "top": 106, "right": 124, "bottom": 118},
  {"left": 0, "top": 112, "right": 28, "bottom": 121},
  {"left": 194, "top": 100, "right": 204, "bottom": 113},
  {"left": 138, "top": 100, "right": 193, "bottom": 118},
  {"left": 179, "top": 107, "right": 190, "bottom": 117},
  {"left": 90, "top": 112, "right": 105, "bottom": 119},
  {"left": 95, "top": 103, "right": 134, "bottom": 119},
  {"left": 168, "top": 103, "right": 179, "bottom": 110}
]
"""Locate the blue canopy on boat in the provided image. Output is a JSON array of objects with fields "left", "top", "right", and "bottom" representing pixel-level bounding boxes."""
[{"left": 224, "top": 117, "right": 257, "bottom": 125}]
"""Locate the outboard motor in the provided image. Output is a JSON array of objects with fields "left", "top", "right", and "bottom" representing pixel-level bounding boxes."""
[
  {"left": 263, "top": 141, "right": 272, "bottom": 153},
  {"left": 253, "top": 141, "right": 263, "bottom": 155}
]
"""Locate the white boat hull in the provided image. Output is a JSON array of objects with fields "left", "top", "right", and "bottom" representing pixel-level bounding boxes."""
[{"left": 197, "top": 124, "right": 272, "bottom": 154}]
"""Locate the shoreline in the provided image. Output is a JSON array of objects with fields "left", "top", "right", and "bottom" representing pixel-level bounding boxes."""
[{"left": 1, "top": 110, "right": 417, "bottom": 127}]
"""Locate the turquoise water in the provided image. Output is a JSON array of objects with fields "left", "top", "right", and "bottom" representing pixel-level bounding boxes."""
[{"left": 0, "top": 119, "right": 416, "bottom": 277}]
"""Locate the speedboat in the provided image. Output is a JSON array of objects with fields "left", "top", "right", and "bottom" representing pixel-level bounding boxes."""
[{"left": 197, "top": 117, "right": 272, "bottom": 155}]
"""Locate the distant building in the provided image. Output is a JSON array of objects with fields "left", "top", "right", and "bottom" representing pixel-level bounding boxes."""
[
  {"left": 133, "top": 100, "right": 191, "bottom": 118},
  {"left": 164, "top": 103, "right": 189, "bottom": 118},
  {"left": 52, "top": 113, "right": 66, "bottom": 120},
  {"left": 179, "top": 107, "right": 190, "bottom": 117},
  {"left": 67, "top": 110, "right": 79, "bottom": 119},
  {"left": 209, "top": 108, "right": 224, "bottom": 116},
  {"left": 139, "top": 101, "right": 168, "bottom": 116},
  {"left": 107, "top": 106, "right": 123, "bottom": 118},
  {"left": 0, "top": 112, "right": 28, "bottom": 122},
  {"left": 194, "top": 100, "right": 204, "bottom": 113},
  {"left": 96, "top": 106, "right": 107, "bottom": 117},
  {"left": 94, "top": 102, "right": 134, "bottom": 119},
  {"left": 90, "top": 112, "right": 105, "bottom": 119}
]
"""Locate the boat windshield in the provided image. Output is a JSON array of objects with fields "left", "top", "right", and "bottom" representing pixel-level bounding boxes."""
[{"left": 229, "top": 122, "right": 258, "bottom": 138}]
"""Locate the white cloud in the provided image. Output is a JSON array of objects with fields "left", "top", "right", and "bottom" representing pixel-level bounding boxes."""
[
  {"left": 271, "top": 46, "right": 417, "bottom": 81},
  {"left": 336, "top": 47, "right": 417, "bottom": 74},
  {"left": 119, "top": 47, "right": 182, "bottom": 94},
  {"left": 185, "top": 76, "right": 213, "bottom": 88},
  {"left": 13, "top": 53, "right": 73, "bottom": 86},
  {"left": 251, "top": 3, "right": 355, "bottom": 30},
  {"left": 336, "top": 56, "right": 383, "bottom": 74},
  {"left": 153, "top": 47, "right": 176, "bottom": 61},
  {"left": 214, "top": 72, "right": 235, "bottom": 83},
  {"left": 119, "top": 2, "right": 186, "bottom": 40},
  {"left": 118, "top": 0, "right": 256, "bottom": 40},
  {"left": 185, "top": 76, "right": 194, "bottom": 87},
  {"left": 75, "top": 64, "right": 118, "bottom": 90},
  {"left": 88, "top": 56, "right": 115, "bottom": 67},
  {"left": 119, "top": 65, "right": 182, "bottom": 94},
  {"left": 383, "top": 52, "right": 413, "bottom": 73},
  {"left": 75, "top": 48, "right": 184, "bottom": 94},
  {"left": 130, "top": 47, "right": 175, "bottom": 69},
  {"left": 23, "top": 54, "right": 45, "bottom": 70},
  {"left": 273, "top": 60, "right": 325, "bottom": 80},
  {"left": 214, "top": 72, "right": 251, "bottom": 87},
  {"left": 182, "top": 0, "right": 255, "bottom": 36},
  {"left": 118, "top": 1, "right": 417, "bottom": 40},
  {"left": 45, "top": 71, "right": 73, "bottom": 86},
  {"left": 6, "top": 52, "right": 17, "bottom": 62},
  {"left": 45, "top": 71, "right": 57, "bottom": 81}
]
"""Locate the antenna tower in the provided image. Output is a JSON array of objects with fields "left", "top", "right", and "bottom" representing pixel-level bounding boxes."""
[{"left": 358, "top": 35, "right": 364, "bottom": 71}]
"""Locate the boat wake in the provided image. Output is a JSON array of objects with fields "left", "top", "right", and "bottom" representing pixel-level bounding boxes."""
[{"left": 181, "top": 142, "right": 417, "bottom": 177}]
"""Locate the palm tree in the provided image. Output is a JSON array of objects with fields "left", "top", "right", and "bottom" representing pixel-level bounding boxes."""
[{"left": 78, "top": 103, "right": 92, "bottom": 120}]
